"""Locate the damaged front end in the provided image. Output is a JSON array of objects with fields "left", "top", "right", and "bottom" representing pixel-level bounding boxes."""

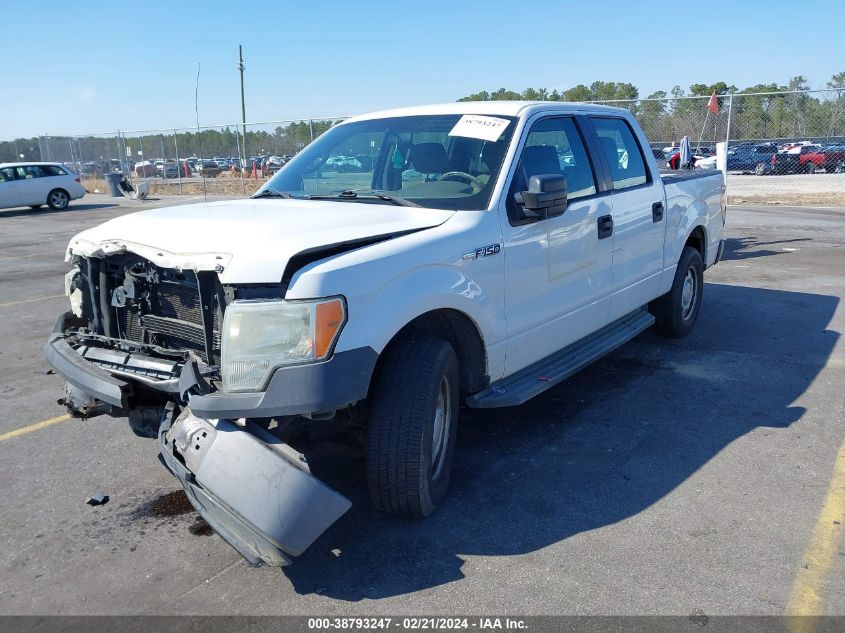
[
  {"left": 45, "top": 253, "right": 224, "bottom": 427},
  {"left": 45, "top": 253, "right": 361, "bottom": 566}
]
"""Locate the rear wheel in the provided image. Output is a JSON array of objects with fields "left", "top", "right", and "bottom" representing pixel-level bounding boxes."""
[
  {"left": 650, "top": 246, "right": 704, "bottom": 338},
  {"left": 47, "top": 189, "right": 70, "bottom": 210},
  {"left": 367, "top": 336, "right": 459, "bottom": 518},
  {"left": 805, "top": 162, "right": 817, "bottom": 174},
  {"left": 754, "top": 162, "right": 767, "bottom": 176}
]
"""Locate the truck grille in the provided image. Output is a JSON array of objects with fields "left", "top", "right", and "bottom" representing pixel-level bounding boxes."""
[{"left": 116, "top": 270, "right": 222, "bottom": 365}]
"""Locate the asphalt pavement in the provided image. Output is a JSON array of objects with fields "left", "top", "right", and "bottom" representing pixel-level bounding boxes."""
[{"left": 0, "top": 194, "right": 843, "bottom": 616}]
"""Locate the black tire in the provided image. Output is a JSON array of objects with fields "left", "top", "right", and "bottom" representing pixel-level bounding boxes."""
[
  {"left": 367, "top": 335, "right": 459, "bottom": 518},
  {"left": 754, "top": 162, "right": 766, "bottom": 176},
  {"left": 29, "top": 205, "right": 42, "bottom": 210},
  {"left": 805, "top": 162, "right": 817, "bottom": 174},
  {"left": 127, "top": 407, "right": 164, "bottom": 438},
  {"left": 47, "top": 188, "right": 70, "bottom": 210},
  {"left": 650, "top": 246, "right": 704, "bottom": 338}
]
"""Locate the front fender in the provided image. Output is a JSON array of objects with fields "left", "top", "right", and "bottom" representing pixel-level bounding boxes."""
[{"left": 286, "top": 211, "right": 507, "bottom": 382}]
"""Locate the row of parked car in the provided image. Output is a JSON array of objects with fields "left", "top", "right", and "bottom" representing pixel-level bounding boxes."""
[
  {"left": 727, "top": 142, "right": 845, "bottom": 175},
  {"left": 652, "top": 141, "right": 845, "bottom": 175},
  {"left": 69, "top": 154, "right": 296, "bottom": 180}
]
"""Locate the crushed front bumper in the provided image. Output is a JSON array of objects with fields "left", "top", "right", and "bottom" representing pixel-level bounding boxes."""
[
  {"left": 159, "top": 408, "right": 351, "bottom": 566},
  {"left": 45, "top": 312, "right": 378, "bottom": 420}
]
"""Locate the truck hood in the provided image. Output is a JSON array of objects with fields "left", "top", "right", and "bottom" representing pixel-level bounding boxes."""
[{"left": 67, "top": 198, "right": 455, "bottom": 284}]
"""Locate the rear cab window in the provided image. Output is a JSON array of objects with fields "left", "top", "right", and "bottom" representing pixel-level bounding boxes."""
[{"left": 591, "top": 117, "right": 649, "bottom": 190}]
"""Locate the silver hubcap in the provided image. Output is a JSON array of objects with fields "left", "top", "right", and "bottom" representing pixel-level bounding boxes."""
[
  {"left": 681, "top": 268, "right": 697, "bottom": 320},
  {"left": 51, "top": 192, "right": 67, "bottom": 207},
  {"left": 431, "top": 377, "right": 451, "bottom": 480}
]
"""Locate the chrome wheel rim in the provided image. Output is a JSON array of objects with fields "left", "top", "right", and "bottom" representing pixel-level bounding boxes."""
[
  {"left": 681, "top": 268, "right": 697, "bottom": 320},
  {"left": 431, "top": 377, "right": 451, "bottom": 480},
  {"left": 51, "top": 191, "right": 67, "bottom": 208}
]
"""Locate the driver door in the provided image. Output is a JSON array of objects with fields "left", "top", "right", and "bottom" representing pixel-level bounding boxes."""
[{"left": 500, "top": 115, "right": 614, "bottom": 375}]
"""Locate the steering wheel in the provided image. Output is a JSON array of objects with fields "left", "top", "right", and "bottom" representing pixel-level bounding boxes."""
[{"left": 436, "top": 171, "right": 484, "bottom": 189}]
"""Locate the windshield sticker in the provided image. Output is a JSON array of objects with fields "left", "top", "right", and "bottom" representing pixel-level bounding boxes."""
[{"left": 448, "top": 115, "right": 510, "bottom": 142}]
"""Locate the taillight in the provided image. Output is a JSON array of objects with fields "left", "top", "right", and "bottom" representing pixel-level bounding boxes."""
[
  {"left": 770, "top": 155, "right": 777, "bottom": 164},
  {"left": 74, "top": 177, "right": 81, "bottom": 183}
]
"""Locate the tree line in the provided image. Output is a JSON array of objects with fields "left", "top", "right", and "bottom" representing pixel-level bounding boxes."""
[
  {"left": 0, "top": 120, "right": 341, "bottom": 165},
  {"left": 458, "top": 74, "right": 845, "bottom": 142},
  {"left": 3, "top": 73, "right": 844, "bottom": 163}
]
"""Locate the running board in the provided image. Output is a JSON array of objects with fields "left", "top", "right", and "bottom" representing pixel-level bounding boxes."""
[{"left": 467, "top": 309, "right": 655, "bottom": 408}]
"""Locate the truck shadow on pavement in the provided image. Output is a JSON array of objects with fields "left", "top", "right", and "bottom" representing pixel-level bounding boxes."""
[
  {"left": 282, "top": 282, "right": 839, "bottom": 600},
  {"left": 722, "top": 236, "right": 812, "bottom": 261}
]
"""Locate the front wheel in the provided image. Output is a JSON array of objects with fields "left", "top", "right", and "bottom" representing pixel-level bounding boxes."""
[
  {"left": 754, "top": 162, "right": 767, "bottom": 176},
  {"left": 367, "top": 336, "right": 459, "bottom": 518},
  {"left": 47, "top": 189, "right": 70, "bottom": 210},
  {"left": 650, "top": 246, "right": 704, "bottom": 338}
]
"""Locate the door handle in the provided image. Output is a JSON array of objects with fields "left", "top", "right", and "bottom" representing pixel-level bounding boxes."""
[
  {"left": 652, "top": 201, "right": 664, "bottom": 222},
  {"left": 597, "top": 214, "right": 613, "bottom": 239}
]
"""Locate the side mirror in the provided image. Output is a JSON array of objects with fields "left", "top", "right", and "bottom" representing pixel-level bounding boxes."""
[{"left": 517, "top": 174, "right": 567, "bottom": 220}]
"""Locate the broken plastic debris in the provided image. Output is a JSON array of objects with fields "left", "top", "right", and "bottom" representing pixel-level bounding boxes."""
[{"left": 86, "top": 492, "right": 109, "bottom": 506}]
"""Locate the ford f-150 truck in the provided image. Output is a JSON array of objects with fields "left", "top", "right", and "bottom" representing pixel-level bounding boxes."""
[{"left": 45, "top": 102, "right": 726, "bottom": 566}]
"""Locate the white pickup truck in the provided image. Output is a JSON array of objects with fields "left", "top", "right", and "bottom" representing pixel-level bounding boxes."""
[{"left": 45, "top": 102, "right": 725, "bottom": 566}]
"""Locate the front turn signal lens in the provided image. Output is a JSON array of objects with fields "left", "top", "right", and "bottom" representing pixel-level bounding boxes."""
[{"left": 315, "top": 298, "right": 345, "bottom": 358}]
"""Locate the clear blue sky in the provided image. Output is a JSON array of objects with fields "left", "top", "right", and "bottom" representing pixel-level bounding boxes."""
[{"left": 1, "top": 0, "right": 843, "bottom": 139}]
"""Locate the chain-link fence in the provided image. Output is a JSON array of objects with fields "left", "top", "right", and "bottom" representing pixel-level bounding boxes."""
[
  {"left": 19, "top": 118, "right": 349, "bottom": 197},
  {"left": 4, "top": 88, "right": 844, "bottom": 199},
  {"left": 592, "top": 88, "right": 845, "bottom": 173}
]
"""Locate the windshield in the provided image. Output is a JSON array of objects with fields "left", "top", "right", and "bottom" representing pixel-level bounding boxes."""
[{"left": 257, "top": 114, "right": 517, "bottom": 210}]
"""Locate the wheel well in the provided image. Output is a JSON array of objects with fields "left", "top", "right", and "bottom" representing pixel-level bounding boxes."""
[
  {"left": 372, "top": 309, "right": 488, "bottom": 396},
  {"left": 685, "top": 226, "right": 706, "bottom": 263}
]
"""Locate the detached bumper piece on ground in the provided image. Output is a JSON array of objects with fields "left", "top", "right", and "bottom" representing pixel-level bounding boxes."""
[{"left": 159, "top": 408, "right": 351, "bottom": 567}]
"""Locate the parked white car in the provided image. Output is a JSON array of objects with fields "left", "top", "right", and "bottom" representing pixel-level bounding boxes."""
[
  {"left": 46, "top": 102, "right": 725, "bottom": 566},
  {"left": 0, "top": 162, "right": 86, "bottom": 210}
]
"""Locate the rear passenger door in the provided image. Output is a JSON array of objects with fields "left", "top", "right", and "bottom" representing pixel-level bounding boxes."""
[
  {"left": 0, "top": 167, "right": 24, "bottom": 208},
  {"left": 588, "top": 116, "right": 666, "bottom": 321},
  {"left": 16, "top": 165, "right": 52, "bottom": 206},
  {"left": 501, "top": 115, "right": 614, "bottom": 375}
]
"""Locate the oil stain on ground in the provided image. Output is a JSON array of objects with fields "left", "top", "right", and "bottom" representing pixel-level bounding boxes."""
[{"left": 126, "top": 489, "right": 213, "bottom": 537}]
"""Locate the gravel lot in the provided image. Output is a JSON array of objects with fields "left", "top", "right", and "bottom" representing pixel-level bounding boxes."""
[
  {"left": 727, "top": 172, "right": 845, "bottom": 206},
  {"left": 0, "top": 196, "right": 843, "bottom": 616}
]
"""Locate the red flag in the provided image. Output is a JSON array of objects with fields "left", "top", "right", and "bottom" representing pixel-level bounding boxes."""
[{"left": 707, "top": 91, "right": 719, "bottom": 114}]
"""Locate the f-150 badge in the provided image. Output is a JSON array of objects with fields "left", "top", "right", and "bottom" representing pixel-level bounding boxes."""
[{"left": 463, "top": 244, "right": 501, "bottom": 260}]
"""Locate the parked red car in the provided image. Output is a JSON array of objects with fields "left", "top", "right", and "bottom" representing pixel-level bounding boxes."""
[
  {"left": 769, "top": 145, "right": 821, "bottom": 174},
  {"left": 801, "top": 146, "right": 845, "bottom": 173}
]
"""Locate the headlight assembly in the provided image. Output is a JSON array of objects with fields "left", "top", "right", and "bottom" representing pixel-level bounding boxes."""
[{"left": 221, "top": 297, "right": 346, "bottom": 392}]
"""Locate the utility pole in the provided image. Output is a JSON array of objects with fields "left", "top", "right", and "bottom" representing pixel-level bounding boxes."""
[{"left": 238, "top": 45, "right": 247, "bottom": 164}]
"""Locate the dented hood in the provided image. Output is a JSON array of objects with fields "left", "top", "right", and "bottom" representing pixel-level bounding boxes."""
[{"left": 67, "top": 198, "right": 454, "bottom": 283}]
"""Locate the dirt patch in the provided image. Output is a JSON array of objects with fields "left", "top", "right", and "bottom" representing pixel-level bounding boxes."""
[
  {"left": 728, "top": 193, "right": 845, "bottom": 206},
  {"left": 728, "top": 173, "right": 845, "bottom": 206},
  {"left": 81, "top": 177, "right": 108, "bottom": 194},
  {"left": 150, "top": 172, "right": 265, "bottom": 197}
]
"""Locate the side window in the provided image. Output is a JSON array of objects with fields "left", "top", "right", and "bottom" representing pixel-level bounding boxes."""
[
  {"left": 0, "top": 167, "right": 16, "bottom": 182},
  {"left": 44, "top": 165, "right": 67, "bottom": 176},
  {"left": 24, "top": 165, "right": 49, "bottom": 178},
  {"left": 591, "top": 117, "right": 648, "bottom": 190},
  {"left": 520, "top": 117, "right": 596, "bottom": 200}
]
